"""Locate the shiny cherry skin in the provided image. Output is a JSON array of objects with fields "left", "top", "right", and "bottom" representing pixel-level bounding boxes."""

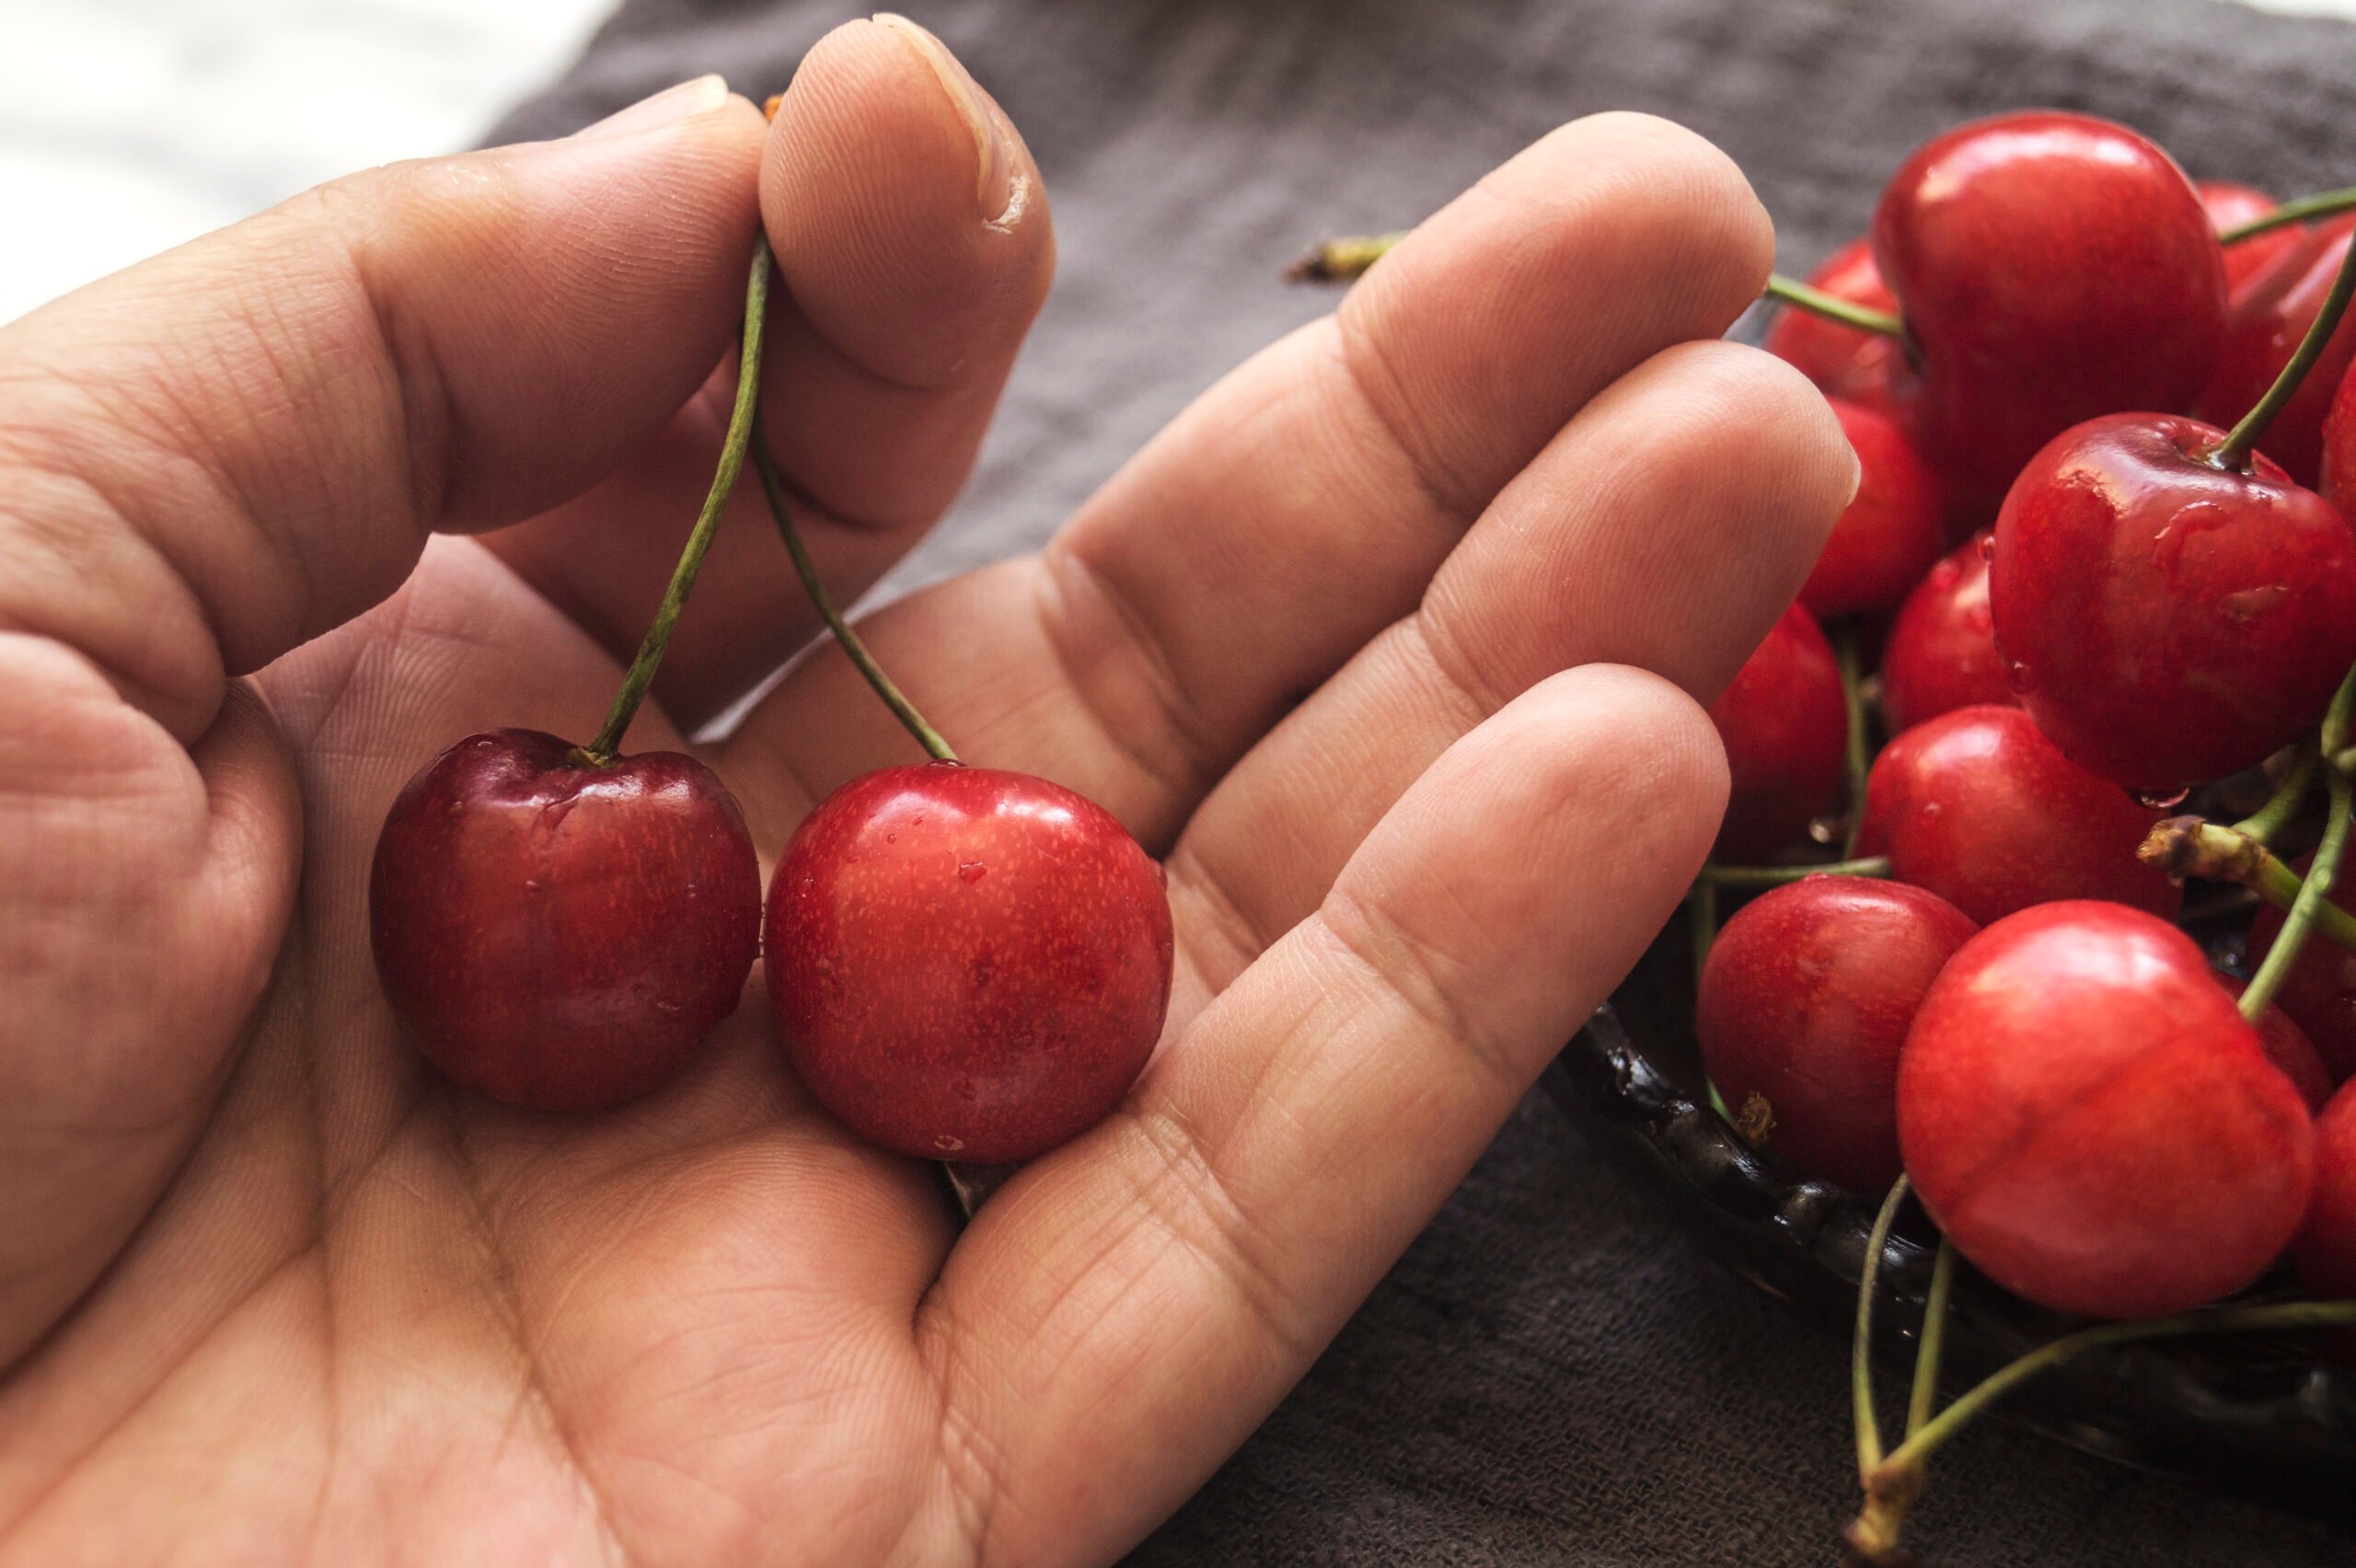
[
  {"left": 1989, "top": 412, "right": 2356, "bottom": 794},
  {"left": 767, "top": 762, "right": 1174, "bottom": 1165},
  {"left": 2215, "top": 974, "right": 2336, "bottom": 1113},
  {"left": 2292, "top": 1079, "right": 2356, "bottom": 1297},
  {"left": 2197, "top": 216, "right": 2356, "bottom": 488},
  {"left": 2198, "top": 180, "right": 2303, "bottom": 294},
  {"left": 1899, "top": 901, "right": 2316, "bottom": 1319},
  {"left": 2323, "top": 356, "right": 2356, "bottom": 515},
  {"left": 1698, "top": 876, "right": 1974, "bottom": 1191},
  {"left": 1796, "top": 399, "right": 1947, "bottom": 618},
  {"left": 1855, "top": 704, "right": 2177, "bottom": 927},
  {"left": 1878, "top": 532, "right": 2015, "bottom": 734},
  {"left": 369, "top": 729, "right": 762, "bottom": 1112},
  {"left": 2246, "top": 856, "right": 2356, "bottom": 1085},
  {"left": 1708, "top": 603, "right": 1847, "bottom": 862},
  {"left": 1763, "top": 237, "right": 1903, "bottom": 409},
  {"left": 1872, "top": 111, "right": 2227, "bottom": 504}
]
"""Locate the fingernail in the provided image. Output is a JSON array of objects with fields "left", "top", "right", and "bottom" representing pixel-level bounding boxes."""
[
  {"left": 1844, "top": 440, "right": 1865, "bottom": 505},
  {"left": 575, "top": 75, "right": 730, "bottom": 141},
  {"left": 873, "top": 15, "right": 1016, "bottom": 220}
]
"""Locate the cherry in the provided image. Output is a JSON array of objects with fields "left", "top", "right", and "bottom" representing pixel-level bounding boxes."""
[
  {"left": 1796, "top": 399, "right": 1947, "bottom": 619},
  {"left": 1899, "top": 901, "right": 2316, "bottom": 1319},
  {"left": 1872, "top": 112, "right": 2227, "bottom": 504},
  {"left": 1878, "top": 532, "right": 2015, "bottom": 734},
  {"left": 1989, "top": 412, "right": 2356, "bottom": 793},
  {"left": 370, "top": 237, "right": 777, "bottom": 1113},
  {"left": 2323, "top": 355, "right": 2356, "bottom": 515},
  {"left": 766, "top": 763, "right": 1174, "bottom": 1164},
  {"left": 2246, "top": 855, "right": 2356, "bottom": 1085},
  {"left": 1698, "top": 876, "right": 1974, "bottom": 1191},
  {"left": 1763, "top": 237, "right": 1902, "bottom": 409},
  {"left": 2199, "top": 180, "right": 2304, "bottom": 294},
  {"left": 2212, "top": 974, "right": 2336, "bottom": 1112},
  {"left": 2292, "top": 1078, "right": 2356, "bottom": 1298},
  {"left": 2198, "top": 216, "right": 2356, "bottom": 488},
  {"left": 371, "top": 731, "right": 761, "bottom": 1111},
  {"left": 1708, "top": 603, "right": 1848, "bottom": 862},
  {"left": 1855, "top": 704, "right": 2179, "bottom": 927}
]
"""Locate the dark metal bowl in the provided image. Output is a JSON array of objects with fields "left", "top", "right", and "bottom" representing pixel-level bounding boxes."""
[{"left": 1542, "top": 920, "right": 2356, "bottom": 1518}]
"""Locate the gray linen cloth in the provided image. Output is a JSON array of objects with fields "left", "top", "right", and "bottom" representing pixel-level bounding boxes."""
[{"left": 491, "top": 1, "right": 2356, "bottom": 1561}]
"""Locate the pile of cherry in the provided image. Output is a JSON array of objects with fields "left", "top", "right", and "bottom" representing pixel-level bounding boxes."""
[
  {"left": 1293, "top": 108, "right": 2356, "bottom": 1559},
  {"left": 1711, "top": 110, "right": 2356, "bottom": 1318},
  {"left": 1701, "top": 110, "right": 2356, "bottom": 1558}
]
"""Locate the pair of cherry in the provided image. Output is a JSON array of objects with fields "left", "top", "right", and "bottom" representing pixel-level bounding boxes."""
[{"left": 368, "top": 240, "right": 1173, "bottom": 1169}]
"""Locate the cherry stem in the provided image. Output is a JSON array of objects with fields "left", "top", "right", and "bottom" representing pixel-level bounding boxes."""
[
  {"left": 1763, "top": 273, "right": 1908, "bottom": 339},
  {"left": 752, "top": 436, "right": 958, "bottom": 763},
  {"left": 1882, "top": 1298, "right": 2356, "bottom": 1482},
  {"left": 1284, "top": 231, "right": 1407, "bottom": 283},
  {"left": 2210, "top": 231, "right": 2356, "bottom": 471},
  {"left": 1904, "top": 1238, "right": 1956, "bottom": 1439},
  {"left": 2239, "top": 665, "right": 2356, "bottom": 1020},
  {"left": 1853, "top": 1175, "right": 1910, "bottom": 1480},
  {"left": 1835, "top": 628, "right": 1872, "bottom": 856},
  {"left": 2234, "top": 747, "right": 2318, "bottom": 846},
  {"left": 580, "top": 238, "right": 772, "bottom": 766},
  {"left": 2219, "top": 185, "right": 2356, "bottom": 245},
  {"left": 2140, "top": 816, "right": 2356, "bottom": 958},
  {"left": 1696, "top": 855, "right": 1892, "bottom": 889}
]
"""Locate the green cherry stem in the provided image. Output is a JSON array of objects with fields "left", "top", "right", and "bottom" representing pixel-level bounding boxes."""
[
  {"left": 2139, "top": 815, "right": 2356, "bottom": 956},
  {"left": 752, "top": 435, "right": 958, "bottom": 763},
  {"left": 2240, "top": 664, "right": 2356, "bottom": 1021},
  {"left": 1850, "top": 1297, "right": 2356, "bottom": 1562},
  {"left": 2219, "top": 185, "right": 2356, "bottom": 245},
  {"left": 1884, "top": 1299, "right": 2356, "bottom": 1478},
  {"left": 1853, "top": 1176, "right": 1910, "bottom": 1479},
  {"left": 1695, "top": 856, "right": 1892, "bottom": 889},
  {"left": 578, "top": 236, "right": 772, "bottom": 767},
  {"left": 1904, "top": 1238, "right": 1957, "bottom": 1440},
  {"left": 2234, "top": 747, "right": 2318, "bottom": 845},
  {"left": 1761, "top": 273, "right": 1908, "bottom": 339},
  {"left": 2210, "top": 231, "right": 2356, "bottom": 471},
  {"left": 1285, "top": 230, "right": 1408, "bottom": 282}
]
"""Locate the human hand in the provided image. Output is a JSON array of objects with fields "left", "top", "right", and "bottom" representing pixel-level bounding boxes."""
[{"left": 0, "top": 20, "right": 1851, "bottom": 1564}]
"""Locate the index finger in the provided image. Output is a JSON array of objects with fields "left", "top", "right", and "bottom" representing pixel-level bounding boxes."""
[{"left": 0, "top": 80, "right": 765, "bottom": 743}]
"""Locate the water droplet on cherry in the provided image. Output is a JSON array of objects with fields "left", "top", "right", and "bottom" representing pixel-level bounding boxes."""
[{"left": 958, "top": 859, "right": 987, "bottom": 883}]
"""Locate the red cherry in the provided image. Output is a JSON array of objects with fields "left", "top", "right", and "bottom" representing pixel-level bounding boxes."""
[
  {"left": 2323, "top": 356, "right": 2356, "bottom": 515},
  {"left": 1699, "top": 876, "right": 1975, "bottom": 1191},
  {"left": 369, "top": 729, "right": 761, "bottom": 1112},
  {"left": 1989, "top": 412, "right": 2356, "bottom": 793},
  {"left": 2215, "top": 974, "right": 2337, "bottom": 1113},
  {"left": 2197, "top": 217, "right": 2356, "bottom": 488},
  {"left": 767, "top": 762, "right": 1174, "bottom": 1164},
  {"left": 1899, "top": 901, "right": 2316, "bottom": 1319},
  {"left": 1796, "top": 399, "right": 1948, "bottom": 618},
  {"left": 1764, "top": 237, "right": 1903, "bottom": 409},
  {"left": 2292, "top": 1079, "right": 2356, "bottom": 1297},
  {"left": 2198, "top": 180, "right": 2304, "bottom": 294},
  {"left": 1872, "top": 112, "right": 2227, "bottom": 504},
  {"left": 1879, "top": 532, "right": 2015, "bottom": 734},
  {"left": 2246, "top": 857, "right": 2356, "bottom": 1085},
  {"left": 1708, "top": 604, "right": 1847, "bottom": 862},
  {"left": 1855, "top": 704, "right": 2179, "bottom": 927}
]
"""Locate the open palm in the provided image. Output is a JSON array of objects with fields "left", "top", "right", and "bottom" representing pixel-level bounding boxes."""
[{"left": 0, "top": 23, "right": 1850, "bottom": 1567}]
